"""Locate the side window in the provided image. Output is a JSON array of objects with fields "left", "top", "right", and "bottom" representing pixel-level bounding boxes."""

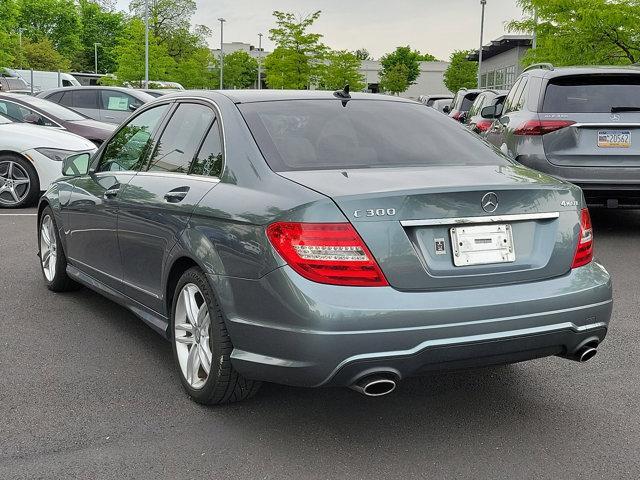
[
  {"left": 503, "top": 77, "right": 525, "bottom": 114},
  {"left": 47, "top": 92, "right": 64, "bottom": 103},
  {"left": 146, "top": 103, "right": 215, "bottom": 173},
  {"left": 514, "top": 77, "right": 530, "bottom": 111},
  {"left": 62, "top": 79, "right": 73, "bottom": 87},
  {"left": 96, "top": 104, "right": 170, "bottom": 173},
  {"left": 190, "top": 120, "right": 224, "bottom": 178},
  {"left": 59, "top": 91, "right": 73, "bottom": 107},
  {"left": 101, "top": 91, "right": 141, "bottom": 112},
  {"left": 72, "top": 89, "right": 98, "bottom": 109}
]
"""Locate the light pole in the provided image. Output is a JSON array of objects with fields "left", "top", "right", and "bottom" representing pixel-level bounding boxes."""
[
  {"left": 94, "top": 43, "right": 101, "bottom": 74},
  {"left": 477, "top": 0, "right": 487, "bottom": 88},
  {"left": 18, "top": 29, "right": 23, "bottom": 69},
  {"left": 532, "top": 8, "right": 538, "bottom": 49},
  {"left": 218, "top": 18, "right": 226, "bottom": 89},
  {"left": 257, "top": 33, "right": 263, "bottom": 89},
  {"left": 144, "top": 0, "right": 149, "bottom": 88}
]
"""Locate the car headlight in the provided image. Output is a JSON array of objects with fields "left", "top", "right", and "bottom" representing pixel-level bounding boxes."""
[{"left": 34, "top": 148, "right": 79, "bottom": 162}]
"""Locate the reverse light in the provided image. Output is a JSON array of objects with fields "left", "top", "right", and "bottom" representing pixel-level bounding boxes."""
[
  {"left": 514, "top": 120, "right": 575, "bottom": 136},
  {"left": 266, "top": 222, "right": 388, "bottom": 287},
  {"left": 571, "top": 208, "right": 594, "bottom": 268}
]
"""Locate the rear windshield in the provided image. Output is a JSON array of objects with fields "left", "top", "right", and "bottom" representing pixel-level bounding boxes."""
[
  {"left": 543, "top": 74, "right": 640, "bottom": 113},
  {"left": 239, "top": 99, "right": 510, "bottom": 172}
]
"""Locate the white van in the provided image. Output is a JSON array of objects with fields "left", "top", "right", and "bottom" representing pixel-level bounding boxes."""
[{"left": 14, "top": 69, "right": 81, "bottom": 91}]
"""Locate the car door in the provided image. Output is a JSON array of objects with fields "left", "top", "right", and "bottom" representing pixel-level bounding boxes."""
[
  {"left": 116, "top": 101, "right": 221, "bottom": 311},
  {"left": 64, "top": 103, "right": 171, "bottom": 290},
  {"left": 99, "top": 90, "right": 143, "bottom": 124},
  {"left": 71, "top": 89, "right": 100, "bottom": 120}
]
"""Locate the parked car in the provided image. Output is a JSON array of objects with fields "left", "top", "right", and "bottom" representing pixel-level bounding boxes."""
[
  {"left": 0, "top": 112, "right": 95, "bottom": 208},
  {"left": 447, "top": 88, "right": 482, "bottom": 122},
  {"left": 37, "top": 90, "right": 611, "bottom": 404},
  {"left": 483, "top": 64, "right": 640, "bottom": 208},
  {"left": 141, "top": 89, "right": 182, "bottom": 98},
  {"left": 37, "top": 86, "right": 154, "bottom": 124},
  {"left": 13, "top": 69, "right": 80, "bottom": 90},
  {"left": 418, "top": 94, "right": 453, "bottom": 107},
  {"left": 430, "top": 98, "right": 453, "bottom": 114},
  {"left": 464, "top": 89, "right": 507, "bottom": 134},
  {"left": 0, "top": 93, "right": 115, "bottom": 145}
]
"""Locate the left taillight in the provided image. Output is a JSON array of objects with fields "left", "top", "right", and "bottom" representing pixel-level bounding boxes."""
[
  {"left": 475, "top": 119, "right": 493, "bottom": 132},
  {"left": 266, "top": 222, "right": 389, "bottom": 287},
  {"left": 514, "top": 119, "right": 575, "bottom": 136},
  {"left": 571, "top": 208, "right": 594, "bottom": 269}
]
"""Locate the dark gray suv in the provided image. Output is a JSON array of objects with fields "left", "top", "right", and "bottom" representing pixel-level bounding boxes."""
[
  {"left": 483, "top": 65, "right": 640, "bottom": 208},
  {"left": 37, "top": 90, "right": 612, "bottom": 404}
]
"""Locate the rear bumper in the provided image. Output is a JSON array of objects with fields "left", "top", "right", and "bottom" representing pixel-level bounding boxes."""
[{"left": 209, "top": 262, "right": 612, "bottom": 388}]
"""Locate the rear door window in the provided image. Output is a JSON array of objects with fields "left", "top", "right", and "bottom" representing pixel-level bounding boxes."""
[
  {"left": 101, "top": 91, "right": 143, "bottom": 112},
  {"left": 542, "top": 74, "right": 640, "bottom": 112},
  {"left": 72, "top": 89, "right": 99, "bottom": 109},
  {"left": 240, "top": 99, "right": 511, "bottom": 172},
  {"left": 190, "top": 121, "right": 224, "bottom": 178}
]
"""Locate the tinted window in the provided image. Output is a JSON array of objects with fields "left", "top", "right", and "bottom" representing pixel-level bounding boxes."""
[
  {"left": 46, "top": 91, "right": 64, "bottom": 103},
  {"left": 460, "top": 94, "right": 478, "bottom": 111},
  {"left": 503, "top": 77, "right": 527, "bottom": 114},
  {"left": 147, "top": 103, "right": 214, "bottom": 173},
  {"left": 58, "top": 91, "right": 73, "bottom": 107},
  {"left": 190, "top": 121, "right": 224, "bottom": 178},
  {"left": 468, "top": 92, "right": 490, "bottom": 118},
  {"left": 73, "top": 89, "right": 98, "bottom": 109},
  {"left": 101, "top": 91, "right": 143, "bottom": 111},
  {"left": 240, "top": 100, "right": 511, "bottom": 172},
  {"left": 97, "top": 104, "right": 169, "bottom": 173},
  {"left": 13, "top": 95, "right": 85, "bottom": 120},
  {"left": 542, "top": 75, "right": 640, "bottom": 113}
]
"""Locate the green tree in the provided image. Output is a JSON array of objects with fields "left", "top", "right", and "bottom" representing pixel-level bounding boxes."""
[
  {"left": 416, "top": 52, "right": 438, "bottom": 61},
  {"left": 510, "top": 0, "right": 640, "bottom": 65},
  {"left": 218, "top": 51, "right": 258, "bottom": 89},
  {"left": 76, "top": 0, "right": 126, "bottom": 73},
  {"left": 353, "top": 48, "right": 371, "bottom": 61},
  {"left": 0, "top": 0, "right": 19, "bottom": 66},
  {"left": 379, "top": 63, "right": 409, "bottom": 95},
  {"left": 318, "top": 50, "right": 365, "bottom": 91},
  {"left": 443, "top": 50, "right": 477, "bottom": 92},
  {"left": 173, "top": 47, "right": 216, "bottom": 89},
  {"left": 266, "top": 10, "right": 327, "bottom": 89},
  {"left": 22, "top": 37, "right": 71, "bottom": 71},
  {"left": 114, "top": 18, "right": 175, "bottom": 86},
  {"left": 380, "top": 46, "right": 435, "bottom": 85},
  {"left": 128, "top": 0, "right": 196, "bottom": 44}
]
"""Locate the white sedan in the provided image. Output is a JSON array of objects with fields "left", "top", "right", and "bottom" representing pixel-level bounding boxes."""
[{"left": 0, "top": 114, "right": 96, "bottom": 208}]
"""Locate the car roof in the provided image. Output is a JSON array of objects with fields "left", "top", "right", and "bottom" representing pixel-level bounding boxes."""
[
  {"left": 38, "top": 86, "right": 154, "bottom": 99},
  {"left": 159, "top": 89, "right": 417, "bottom": 104},
  {"left": 525, "top": 65, "right": 640, "bottom": 79}
]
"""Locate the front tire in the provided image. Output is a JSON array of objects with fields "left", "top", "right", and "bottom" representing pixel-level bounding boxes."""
[
  {"left": 171, "top": 267, "right": 261, "bottom": 405},
  {"left": 0, "top": 154, "right": 40, "bottom": 208},
  {"left": 39, "top": 207, "right": 77, "bottom": 292}
]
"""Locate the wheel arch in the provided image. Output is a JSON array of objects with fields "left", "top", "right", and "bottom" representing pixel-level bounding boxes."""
[{"left": 164, "top": 255, "right": 200, "bottom": 321}]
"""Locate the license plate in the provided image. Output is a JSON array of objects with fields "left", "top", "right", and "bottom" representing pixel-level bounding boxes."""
[
  {"left": 450, "top": 224, "right": 515, "bottom": 267},
  {"left": 598, "top": 130, "right": 631, "bottom": 148}
]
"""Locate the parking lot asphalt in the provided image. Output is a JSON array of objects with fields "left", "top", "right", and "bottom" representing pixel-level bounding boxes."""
[{"left": 0, "top": 207, "right": 639, "bottom": 480}]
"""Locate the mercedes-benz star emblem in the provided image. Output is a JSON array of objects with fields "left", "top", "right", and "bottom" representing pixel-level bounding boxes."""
[
  {"left": 481, "top": 192, "right": 499, "bottom": 213},
  {"left": 611, "top": 113, "right": 621, "bottom": 121}
]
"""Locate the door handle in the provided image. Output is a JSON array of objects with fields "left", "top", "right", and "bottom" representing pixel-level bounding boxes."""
[
  {"left": 164, "top": 186, "right": 190, "bottom": 203},
  {"left": 104, "top": 185, "right": 120, "bottom": 198}
]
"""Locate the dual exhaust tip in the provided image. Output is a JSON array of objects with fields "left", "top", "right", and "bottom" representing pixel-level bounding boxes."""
[{"left": 350, "top": 374, "right": 398, "bottom": 397}]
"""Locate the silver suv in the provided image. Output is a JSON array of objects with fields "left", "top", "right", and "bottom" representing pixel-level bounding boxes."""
[{"left": 483, "top": 64, "right": 640, "bottom": 208}]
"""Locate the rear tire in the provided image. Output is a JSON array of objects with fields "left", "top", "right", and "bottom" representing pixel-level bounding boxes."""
[
  {"left": 170, "top": 267, "right": 261, "bottom": 405},
  {"left": 38, "top": 206, "right": 77, "bottom": 292},
  {"left": 0, "top": 154, "right": 40, "bottom": 208}
]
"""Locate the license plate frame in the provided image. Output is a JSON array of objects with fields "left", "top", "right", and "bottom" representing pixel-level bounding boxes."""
[
  {"left": 597, "top": 130, "right": 631, "bottom": 148},
  {"left": 450, "top": 224, "right": 515, "bottom": 267}
]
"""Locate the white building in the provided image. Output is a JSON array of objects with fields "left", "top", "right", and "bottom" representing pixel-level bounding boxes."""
[
  {"left": 359, "top": 60, "right": 451, "bottom": 99},
  {"left": 211, "top": 42, "right": 269, "bottom": 60}
]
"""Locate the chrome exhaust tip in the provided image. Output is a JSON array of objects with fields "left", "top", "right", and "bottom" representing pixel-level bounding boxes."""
[
  {"left": 350, "top": 374, "right": 397, "bottom": 397},
  {"left": 577, "top": 346, "right": 598, "bottom": 363}
]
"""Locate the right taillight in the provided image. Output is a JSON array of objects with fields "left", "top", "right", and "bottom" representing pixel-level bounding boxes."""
[
  {"left": 514, "top": 120, "right": 575, "bottom": 136},
  {"left": 572, "top": 208, "right": 593, "bottom": 268}
]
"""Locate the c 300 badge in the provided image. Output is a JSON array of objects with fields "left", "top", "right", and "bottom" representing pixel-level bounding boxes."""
[{"left": 354, "top": 208, "right": 396, "bottom": 218}]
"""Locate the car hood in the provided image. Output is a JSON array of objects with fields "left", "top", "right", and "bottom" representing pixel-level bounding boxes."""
[{"left": 0, "top": 123, "right": 96, "bottom": 152}]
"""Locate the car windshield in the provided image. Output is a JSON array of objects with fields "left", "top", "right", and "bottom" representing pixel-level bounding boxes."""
[
  {"left": 7, "top": 95, "right": 86, "bottom": 121},
  {"left": 239, "top": 99, "right": 510, "bottom": 172},
  {"left": 543, "top": 74, "right": 640, "bottom": 113}
]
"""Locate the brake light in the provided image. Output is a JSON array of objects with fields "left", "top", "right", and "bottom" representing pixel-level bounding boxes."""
[
  {"left": 266, "top": 222, "right": 388, "bottom": 287},
  {"left": 475, "top": 119, "right": 493, "bottom": 132},
  {"left": 514, "top": 120, "right": 575, "bottom": 136},
  {"left": 571, "top": 208, "right": 593, "bottom": 268}
]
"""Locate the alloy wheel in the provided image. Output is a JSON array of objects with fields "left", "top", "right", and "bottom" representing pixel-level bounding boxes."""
[
  {"left": 0, "top": 160, "right": 31, "bottom": 206},
  {"left": 40, "top": 215, "right": 57, "bottom": 282},
  {"left": 174, "top": 283, "right": 213, "bottom": 390}
]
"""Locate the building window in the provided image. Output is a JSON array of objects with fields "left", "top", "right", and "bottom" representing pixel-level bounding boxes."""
[{"left": 505, "top": 65, "right": 516, "bottom": 89}]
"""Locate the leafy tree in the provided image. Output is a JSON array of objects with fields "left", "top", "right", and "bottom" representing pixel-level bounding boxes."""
[
  {"left": 318, "top": 50, "right": 365, "bottom": 91},
  {"left": 113, "top": 18, "right": 175, "bottom": 86},
  {"left": 173, "top": 47, "right": 216, "bottom": 89},
  {"left": 443, "top": 50, "right": 477, "bottom": 92},
  {"left": 353, "top": 48, "right": 371, "bottom": 61},
  {"left": 379, "top": 63, "right": 409, "bottom": 95},
  {"left": 510, "top": 0, "right": 640, "bottom": 65},
  {"left": 266, "top": 10, "right": 327, "bottom": 89},
  {"left": 129, "top": 0, "right": 196, "bottom": 44},
  {"left": 416, "top": 52, "right": 438, "bottom": 61},
  {"left": 76, "top": 0, "right": 126, "bottom": 73},
  {"left": 22, "top": 37, "right": 71, "bottom": 71},
  {"left": 0, "top": 32, "right": 17, "bottom": 68},
  {"left": 380, "top": 46, "right": 435, "bottom": 85},
  {"left": 218, "top": 51, "right": 258, "bottom": 89}
]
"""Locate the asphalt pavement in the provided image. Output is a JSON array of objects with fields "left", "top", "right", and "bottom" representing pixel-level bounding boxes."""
[{"left": 1, "top": 207, "right": 639, "bottom": 480}]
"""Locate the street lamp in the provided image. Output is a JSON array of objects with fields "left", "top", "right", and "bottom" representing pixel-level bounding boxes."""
[
  {"left": 477, "top": 0, "right": 487, "bottom": 88},
  {"left": 94, "top": 43, "right": 101, "bottom": 74},
  {"left": 218, "top": 18, "right": 226, "bottom": 89},
  {"left": 144, "top": 0, "right": 149, "bottom": 88},
  {"left": 17, "top": 28, "right": 23, "bottom": 69},
  {"left": 257, "top": 33, "right": 263, "bottom": 90}
]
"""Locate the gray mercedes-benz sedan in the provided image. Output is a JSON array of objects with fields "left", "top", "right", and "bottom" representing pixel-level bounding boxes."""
[{"left": 37, "top": 90, "right": 613, "bottom": 404}]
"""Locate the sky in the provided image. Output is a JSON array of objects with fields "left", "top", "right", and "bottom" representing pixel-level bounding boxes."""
[{"left": 114, "top": 0, "right": 525, "bottom": 60}]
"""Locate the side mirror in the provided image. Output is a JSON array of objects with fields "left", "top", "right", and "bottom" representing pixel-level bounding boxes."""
[
  {"left": 129, "top": 104, "right": 139, "bottom": 112},
  {"left": 62, "top": 152, "right": 91, "bottom": 176},
  {"left": 481, "top": 105, "right": 498, "bottom": 119},
  {"left": 442, "top": 105, "right": 450, "bottom": 114}
]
